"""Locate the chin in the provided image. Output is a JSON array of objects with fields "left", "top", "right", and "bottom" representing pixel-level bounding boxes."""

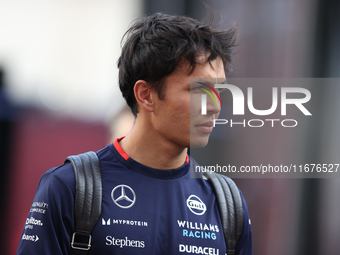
[{"left": 189, "top": 135, "right": 210, "bottom": 148}]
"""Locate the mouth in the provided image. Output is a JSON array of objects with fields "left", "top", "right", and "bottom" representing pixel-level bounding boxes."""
[{"left": 195, "top": 121, "right": 214, "bottom": 133}]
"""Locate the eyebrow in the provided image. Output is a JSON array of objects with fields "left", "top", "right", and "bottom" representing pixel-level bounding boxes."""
[
  {"left": 211, "top": 78, "right": 227, "bottom": 85},
  {"left": 196, "top": 78, "right": 227, "bottom": 86}
]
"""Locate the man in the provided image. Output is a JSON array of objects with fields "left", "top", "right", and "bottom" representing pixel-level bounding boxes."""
[{"left": 17, "top": 13, "right": 252, "bottom": 254}]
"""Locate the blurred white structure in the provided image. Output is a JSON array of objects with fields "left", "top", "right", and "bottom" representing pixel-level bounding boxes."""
[{"left": 0, "top": 0, "right": 143, "bottom": 122}]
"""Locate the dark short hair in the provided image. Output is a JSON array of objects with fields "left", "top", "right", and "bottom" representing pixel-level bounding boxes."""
[{"left": 117, "top": 12, "right": 237, "bottom": 117}]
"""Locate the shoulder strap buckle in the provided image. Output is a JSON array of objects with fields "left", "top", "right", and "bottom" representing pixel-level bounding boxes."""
[{"left": 71, "top": 232, "right": 92, "bottom": 251}]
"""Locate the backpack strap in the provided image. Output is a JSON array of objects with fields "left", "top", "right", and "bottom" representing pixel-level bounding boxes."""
[
  {"left": 65, "top": 151, "right": 102, "bottom": 255},
  {"left": 190, "top": 159, "right": 244, "bottom": 255}
]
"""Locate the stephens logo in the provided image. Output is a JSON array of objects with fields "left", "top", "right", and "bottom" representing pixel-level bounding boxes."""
[
  {"left": 106, "top": 236, "right": 145, "bottom": 248},
  {"left": 186, "top": 195, "right": 206, "bottom": 215}
]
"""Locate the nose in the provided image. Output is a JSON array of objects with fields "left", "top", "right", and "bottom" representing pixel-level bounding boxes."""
[
  {"left": 201, "top": 92, "right": 221, "bottom": 116},
  {"left": 206, "top": 93, "right": 221, "bottom": 115}
]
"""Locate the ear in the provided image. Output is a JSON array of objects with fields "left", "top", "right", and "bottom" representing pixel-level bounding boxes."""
[{"left": 134, "top": 80, "right": 155, "bottom": 113}]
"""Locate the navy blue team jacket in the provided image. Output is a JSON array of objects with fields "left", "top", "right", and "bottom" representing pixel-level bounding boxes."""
[{"left": 17, "top": 138, "right": 252, "bottom": 254}]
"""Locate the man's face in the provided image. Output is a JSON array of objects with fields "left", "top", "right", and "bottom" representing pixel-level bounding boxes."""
[{"left": 151, "top": 56, "right": 225, "bottom": 149}]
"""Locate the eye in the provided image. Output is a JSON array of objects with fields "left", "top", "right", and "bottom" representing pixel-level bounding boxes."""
[
  {"left": 215, "top": 87, "right": 226, "bottom": 93},
  {"left": 190, "top": 86, "right": 205, "bottom": 92}
]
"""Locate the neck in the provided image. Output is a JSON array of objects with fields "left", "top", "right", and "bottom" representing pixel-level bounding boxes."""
[{"left": 119, "top": 117, "right": 188, "bottom": 170}]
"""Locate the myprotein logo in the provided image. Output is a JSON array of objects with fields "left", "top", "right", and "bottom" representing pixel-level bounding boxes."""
[{"left": 199, "top": 83, "right": 312, "bottom": 128}]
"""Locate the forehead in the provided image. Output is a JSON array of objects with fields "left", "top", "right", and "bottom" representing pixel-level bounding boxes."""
[{"left": 165, "top": 57, "right": 226, "bottom": 87}]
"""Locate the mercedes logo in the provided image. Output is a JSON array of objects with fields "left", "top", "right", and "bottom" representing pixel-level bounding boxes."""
[{"left": 111, "top": 185, "right": 136, "bottom": 209}]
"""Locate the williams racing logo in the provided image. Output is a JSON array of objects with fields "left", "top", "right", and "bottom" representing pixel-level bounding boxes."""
[{"left": 186, "top": 195, "right": 206, "bottom": 215}]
